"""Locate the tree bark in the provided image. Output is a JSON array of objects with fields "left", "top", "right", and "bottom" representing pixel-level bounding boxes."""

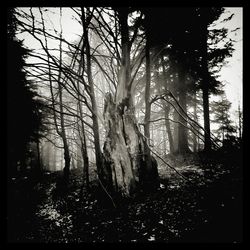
[
  {"left": 115, "top": 9, "right": 131, "bottom": 104},
  {"left": 144, "top": 36, "right": 153, "bottom": 178},
  {"left": 103, "top": 94, "right": 159, "bottom": 197},
  {"left": 61, "top": 134, "right": 71, "bottom": 182},
  {"left": 164, "top": 106, "right": 174, "bottom": 154},
  {"left": 238, "top": 105, "right": 242, "bottom": 139},
  {"left": 58, "top": 74, "right": 71, "bottom": 182},
  {"left": 76, "top": 140, "right": 82, "bottom": 169},
  {"left": 36, "top": 140, "right": 42, "bottom": 174},
  {"left": 173, "top": 108, "right": 179, "bottom": 153},
  {"left": 76, "top": 37, "right": 90, "bottom": 191},
  {"left": 177, "top": 68, "right": 190, "bottom": 154},
  {"left": 81, "top": 7, "right": 103, "bottom": 177},
  {"left": 160, "top": 56, "right": 174, "bottom": 154},
  {"left": 193, "top": 91, "right": 198, "bottom": 152},
  {"left": 77, "top": 100, "right": 90, "bottom": 190},
  {"left": 201, "top": 24, "right": 212, "bottom": 151},
  {"left": 52, "top": 143, "right": 56, "bottom": 171}
]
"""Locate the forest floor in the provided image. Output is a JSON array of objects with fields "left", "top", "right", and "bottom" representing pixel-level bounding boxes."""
[{"left": 7, "top": 149, "right": 243, "bottom": 243}]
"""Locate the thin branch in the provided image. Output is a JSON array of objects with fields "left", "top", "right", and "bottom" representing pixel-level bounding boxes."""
[{"left": 97, "top": 175, "right": 116, "bottom": 209}]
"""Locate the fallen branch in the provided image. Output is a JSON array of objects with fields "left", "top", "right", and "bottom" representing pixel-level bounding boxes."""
[{"left": 97, "top": 175, "right": 116, "bottom": 209}]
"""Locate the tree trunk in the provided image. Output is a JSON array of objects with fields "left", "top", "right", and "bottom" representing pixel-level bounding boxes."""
[
  {"left": 115, "top": 8, "right": 131, "bottom": 104},
  {"left": 76, "top": 140, "right": 82, "bottom": 169},
  {"left": 57, "top": 79, "right": 71, "bottom": 182},
  {"left": 77, "top": 101, "right": 90, "bottom": 191},
  {"left": 203, "top": 85, "right": 211, "bottom": 151},
  {"left": 52, "top": 143, "right": 56, "bottom": 171},
  {"left": 238, "top": 105, "right": 242, "bottom": 139},
  {"left": 76, "top": 46, "right": 90, "bottom": 191},
  {"left": 144, "top": 36, "right": 153, "bottom": 180},
  {"left": 160, "top": 55, "right": 174, "bottom": 154},
  {"left": 103, "top": 94, "right": 159, "bottom": 197},
  {"left": 57, "top": 8, "right": 71, "bottom": 181},
  {"left": 177, "top": 68, "right": 190, "bottom": 154},
  {"left": 81, "top": 7, "right": 103, "bottom": 177},
  {"left": 201, "top": 25, "right": 211, "bottom": 151},
  {"left": 173, "top": 108, "right": 179, "bottom": 153},
  {"left": 36, "top": 140, "right": 42, "bottom": 174},
  {"left": 193, "top": 92, "right": 198, "bottom": 152},
  {"left": 164, "top": 106, "right": 174, "bottom": 154},
  {"left": 62, "top": 137, "right": 71, "bottom": 182}
]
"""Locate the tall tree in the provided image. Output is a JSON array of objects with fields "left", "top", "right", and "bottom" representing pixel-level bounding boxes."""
[
  {"left": 39, "top": 7, "right": 71, "bottom": 182},
  {"left": 196, "top": 7, "right": 234, "bottom": 151},
  {"left": 7, "top": 8, "right": 44, "bottom": 177},
  {"left": 211, "top": 95, "right": 236, "bottom": 142},
  {"left": 237, "top": 104, "right": 242, "bottom": 139},
  {"left": 81, "top": 7, "right": 103, "bottom": 179},
  {"left": 143, "top": 13, "right": 153, "bottom": 180},
  {"left": 102, "top": 8, "right": 159, "bottom": 197}
]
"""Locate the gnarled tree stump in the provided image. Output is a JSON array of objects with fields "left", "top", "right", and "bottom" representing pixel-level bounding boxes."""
[{"left": 102, "top": 93, "right": 159, "bottom": 197}]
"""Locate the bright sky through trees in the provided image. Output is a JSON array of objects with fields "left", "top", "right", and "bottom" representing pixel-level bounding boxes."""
[
  {"left": 17, "top": 7, "right": 243, "bottom": 119},
  {"left": 217, "top": 8, "right": 242, "bottom": 112}
]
